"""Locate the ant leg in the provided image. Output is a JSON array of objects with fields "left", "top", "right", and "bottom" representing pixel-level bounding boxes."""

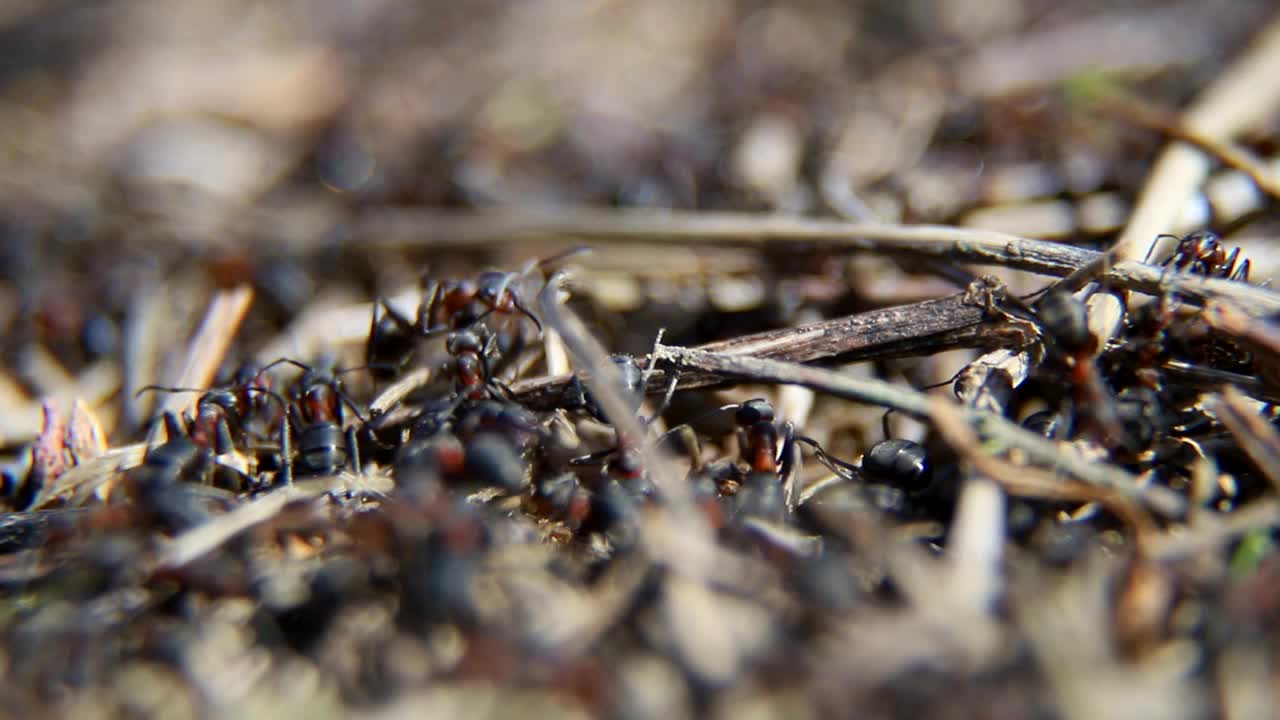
[
  {"left": 278, "top": 406, "right": 302, "bottom": 487},
  {"left": 793, "top": 435, "right": 860, "bottom": 480},
  {"left": 379, "top": 297, "right": 416, "bottom": 330},
  {"left": 162, "top": 411, "right": 185, "bottom": 443},
  {"left": 569, "top": 446, "right": 618, "bottom": 467},
  {"left": 213, "top": 415, "right": 235, "bottom": 456},
  {"left": 490, "top": 379, "right": 517, "bottom": 401},
  {"left": 1144, "top": 234, "right": 1179, "bottom": 265},
  {"left": 670, "top": 425, "right": 703, "bottom": 472},
  {"left": 367, "top": 298, "right": 416, "bottom": 369},
  {"left": 346, "top": 426, "right": 361, "bottom": 475},
  {"left": 777, "top": 421, "right": 801, "bottom": 512},
  {"left": 332, "top": 387, "right": 368, "bottom": 424},
  {"left": 419, "top": 281, "right": 448, "bottom": 333},
  {"left": 1229, "top": 255, "right": 1251, "bottom": 283},
  {"left": 881, "top": 408, "right": 895, "bottom": 441},
  {"left": 777, "top": 421, "right": 798, "bottom": 477},
  {"left": 1220, "top": 247, "right": 1241, "bottom": 279}
]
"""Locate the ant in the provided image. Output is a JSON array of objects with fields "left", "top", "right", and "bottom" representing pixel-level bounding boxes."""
[
  {"left": 1152, "top": 230, "right": 1251, "bottom": 282},
  {"left": 1032, "top": 289, "right": 1130, "bottom": 450},
  {"left": 126, "top": 387, "right": 292, "bottom": 527},
  {"left": 420, "top": 269, "right": 544, "bottom": 336},
  {"left": 402, "top": 327, "right": 523, "bottom": 444},
  {"left": 445, "top": 328, "right": 513, "bottom": 402},
  {"left": 365, "top": 249, "right": 585, "bottom": 379},
  {"left": 655, "top": 397, "right": 853, "bottom": 524},
  {"left": 266, "top": 357, "right": 370, "bottom": 485},
  {"left": 565, "top": 353, "right": 676, "bottom": 478},
  {"left": 138, "top": 360, "right": 281, "bottom": 453}
]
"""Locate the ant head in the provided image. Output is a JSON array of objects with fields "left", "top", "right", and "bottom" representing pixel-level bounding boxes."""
[
  {"left": 232, "top": 361, "right": 266, "bottom": 387},
  {"left": 200, "top": 389, "right": 241, "bottom": 416},
  {"left": 474, "top": 270, "right": 511, "bottom": 306},
  {"left": 1181, "top": 230, "right": 1222, "bottom": 260},
  {"left": 734, "top": 398, "right": 775, "bottom": 427}
]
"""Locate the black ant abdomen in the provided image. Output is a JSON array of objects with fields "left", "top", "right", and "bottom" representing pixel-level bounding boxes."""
[
  {"left": 1036, "top": 290, "right": 1095, "bottom": 356},
  {"left": 862, "top": 439, "right": 933, "bottom": 493}
]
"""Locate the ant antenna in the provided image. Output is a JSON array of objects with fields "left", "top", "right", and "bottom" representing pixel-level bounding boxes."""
[
  {"left": 330, "top": 388, "right": 368, "bottom": 425},
  {"left": 135, "top": 384, "right": 208, "bottom": 399},
  {"left": 651, "top": 401, "right": 746, "bottom": 446},
  {"left": 261, "top": 357, "right": 314, "bottom": 375},
  {"left": 263, "top": 357, "right": 371, "bottom": 424},
  {"left": 1143, "top": 233, "right": 1181, "bottom": 265}
]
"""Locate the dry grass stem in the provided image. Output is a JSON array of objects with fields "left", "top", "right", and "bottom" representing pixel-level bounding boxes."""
[{"left": 159, "top": 285, "right": 255, "bottom": 418}]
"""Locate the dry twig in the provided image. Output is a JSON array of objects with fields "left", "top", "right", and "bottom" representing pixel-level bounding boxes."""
[
  {"left": 513, "top": 289, "right": 1030, "bottom": 409},
  {"left": 353, "top": 208, "right": 1280, "bottom": 316},
  {"left": 651, "top": 343, "right": 1184, "bottom": 517},
  {"left": 159, "top": 285, "right": 255, "bottom": 419}
]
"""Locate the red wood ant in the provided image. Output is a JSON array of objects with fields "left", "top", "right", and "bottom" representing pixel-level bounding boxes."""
[
  {"left": 1033, "top": 289, "right": 1130, "bottom": 450},
  {"left": 446, "top": 328, "right": 512, "bottom": 402},
  {"left": 1151, "top": 230, "right": 1251, "bottom": 282},
  {"left": 128, "top": 384, "right": 290, "bottom": 520},
  {"left": 264, "top": 357, "right": 371, "bottom": 485},
  {"left": 365, "top": 249, "right": 586, "bottom": 379},
  {"left": 138, "top": 360, "right": 281, "bottom": 447}
]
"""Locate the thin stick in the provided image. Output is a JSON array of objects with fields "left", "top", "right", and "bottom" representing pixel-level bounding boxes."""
[
  {"left": 159, "top": 286, "right": 255, "bottom": 419},
  {"left": 1148, "top": 498, "right": 1280, "bottom": 562},
  {"left": 512, "top": 290, "right": 1024, "bottom": 410},
  {"left": 1201, "top": 300, "right": 1280, "bottom": 393},
  {"left": 513, "top": 268, "right": 1280, "bottom": 411},
  {"left": 32, "top": 442, "right": 149, "bottom": 509},
  {"left": 1101, "top": 95, "right": 1280, "bottom": 200},
  {"left": 652, "top": 343, "right": 1184, "bottom": 517},
  {"left": 1093, "top": 17, "right": 1280, "bottom": 347},
  {"left": 1209, "top": 387, "right": 1280, "bottom": 495},
  {"left": 156, "top": 487, "right": 305, "bottom": 569},
  {"left": 369, "top": 367, "right": 433, "bottom": 417},
  {"left": 538, "top": 273, "right": 712, "bottom": 545},
  {"left": 929, "top": 397, "right": 1156, "bottom": 543},
  {"left": 352, "top": 207, "right": 1280, "bottom": 315},
  {"left": 357, "top": 207, "right": 1098, "bottom": 275}
]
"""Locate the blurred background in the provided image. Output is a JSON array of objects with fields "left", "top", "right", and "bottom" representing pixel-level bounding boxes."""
[{"left": 0, "top": 0, "right": 1275, "bottom": 445}]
